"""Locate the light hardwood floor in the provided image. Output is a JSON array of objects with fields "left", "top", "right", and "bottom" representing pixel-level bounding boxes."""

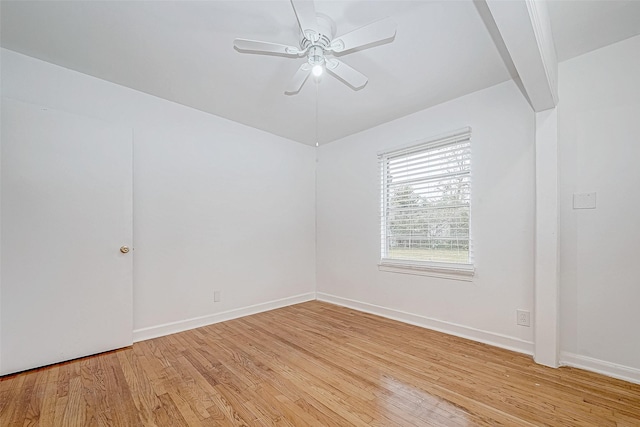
[{"left": 1, "top": 301, "right": 639, "bottom": 426}]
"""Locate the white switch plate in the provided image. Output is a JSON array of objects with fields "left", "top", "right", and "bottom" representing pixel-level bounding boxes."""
[
  {"left": 573, "top": 192, "right": 596, "bottom": 209},
  {"left": 214, "top": 290, "right": 221, "bottom": 302}
]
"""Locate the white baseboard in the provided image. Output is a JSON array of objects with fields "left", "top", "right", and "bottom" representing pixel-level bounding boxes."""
[
  {"left": 560, "top": 352, "right": 640, "bottom": 385},
  {"left": 316, "top": 292, "right": 533, "bottom": 356},
  {"left": 133, "top": 292, "right": 316, "bottom": 342}
]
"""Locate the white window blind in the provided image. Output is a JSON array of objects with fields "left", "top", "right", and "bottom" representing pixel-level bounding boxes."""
[{"left": 379, "top": 128, "right": 473, "bottom": 274}]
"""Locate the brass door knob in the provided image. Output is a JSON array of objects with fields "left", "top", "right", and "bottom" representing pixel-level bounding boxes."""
[{"left": 120, "top": 246, "right": 130, "bottom": 254}]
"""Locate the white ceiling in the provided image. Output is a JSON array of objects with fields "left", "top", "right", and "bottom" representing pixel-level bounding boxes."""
[
  {"left": 1, "top": 1, "right": 639, "bottom": 145},
  {"left": 547, "top": 0, "right": 640, "bottom": 61}
]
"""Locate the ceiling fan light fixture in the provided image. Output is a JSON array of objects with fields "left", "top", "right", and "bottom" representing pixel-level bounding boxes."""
[{"left": 312, "top": 64, "right": 323, "bottom": 77}]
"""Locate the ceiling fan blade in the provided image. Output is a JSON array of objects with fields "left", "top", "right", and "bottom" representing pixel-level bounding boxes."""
[
  {"left": 329, "top": 18, "right": 397, "bottom": 53},
  {"left": 285, "top": 63, "right": 312, "bottom": 94},
  {"left": 234, "top": 38, "right": 301, "bottom": 56},
  {"left": 290, "top": 0, "right": 318, "bottom": 39},
  {"left": 326, "top": 59, "right": 368, "bottom": 90}
]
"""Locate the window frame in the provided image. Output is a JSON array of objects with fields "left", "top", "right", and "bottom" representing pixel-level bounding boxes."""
[{"left": 378, "top": 127, "right": 475, "bottom": 280}]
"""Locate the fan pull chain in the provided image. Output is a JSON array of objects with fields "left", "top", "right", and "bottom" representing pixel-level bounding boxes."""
[{"left": 315, "top": 80, "right": 319, "bottom": 147}]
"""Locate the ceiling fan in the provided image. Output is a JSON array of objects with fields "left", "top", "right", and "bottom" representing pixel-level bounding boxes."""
[{"left": 233, "top": 0, "right": 397, "bottom": 94}]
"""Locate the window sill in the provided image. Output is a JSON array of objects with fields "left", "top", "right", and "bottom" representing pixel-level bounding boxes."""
[{"left": 378, "top": 259, "right": 475, "bottom": 281}]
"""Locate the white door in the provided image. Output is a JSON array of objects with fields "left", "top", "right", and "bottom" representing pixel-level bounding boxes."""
[{"left": 1, "top": 98, "right": 133, "bottom": 375}]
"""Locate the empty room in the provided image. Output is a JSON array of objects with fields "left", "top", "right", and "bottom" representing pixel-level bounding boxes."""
[{"left": 1, "top": 0, "right": 639, "bottom": 425}]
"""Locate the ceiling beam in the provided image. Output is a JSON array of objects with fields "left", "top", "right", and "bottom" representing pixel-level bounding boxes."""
[{"left": 485, "top": 0, "right": 558, "bottom": 111}]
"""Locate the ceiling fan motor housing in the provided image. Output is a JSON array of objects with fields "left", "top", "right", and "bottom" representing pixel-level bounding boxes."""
[{"left": 300, "top": 13, "right": 336, "bottom": 66}]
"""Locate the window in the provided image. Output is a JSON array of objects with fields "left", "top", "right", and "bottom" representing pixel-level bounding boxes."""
[{"left": 379, "top": 128, "right": 474, "bottom": 278}]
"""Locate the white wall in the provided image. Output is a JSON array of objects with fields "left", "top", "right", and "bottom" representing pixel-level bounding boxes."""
[
  {"left": 316, "top": 80, "right": 536, "bottom": 353},
  {"left": 5, "top": 34, "right": 639, "bottom": 384},
  {"left": 0, "top": 29, "right": 3, "bottom": 370},
  {"left": 558, "top": 35, "right": 640, "bottom": 376},
  {"left": 1, "top": 49, "right": 316, "bottom": 340}
]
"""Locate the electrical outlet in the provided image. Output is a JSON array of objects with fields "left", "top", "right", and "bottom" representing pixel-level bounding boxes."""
[
  {"left": 517, "top": 310, "right": 530, "bottom": 327},
  {"left": 214, "top": 291, "right": 221, "bottom": 303}
]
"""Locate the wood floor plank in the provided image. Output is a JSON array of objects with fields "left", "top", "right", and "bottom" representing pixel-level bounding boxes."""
[
  {"left": 60, "top": 375, "right": 86, "bottom": 426},
  {"left": 1, "top": 301, "right": 639, "bottom": 426},
  {"left": 116, "top": 349, "right": 160, "bottom": 426},
  {"left": 38, "top": 367, "right": 61, "bottom": 427}
]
